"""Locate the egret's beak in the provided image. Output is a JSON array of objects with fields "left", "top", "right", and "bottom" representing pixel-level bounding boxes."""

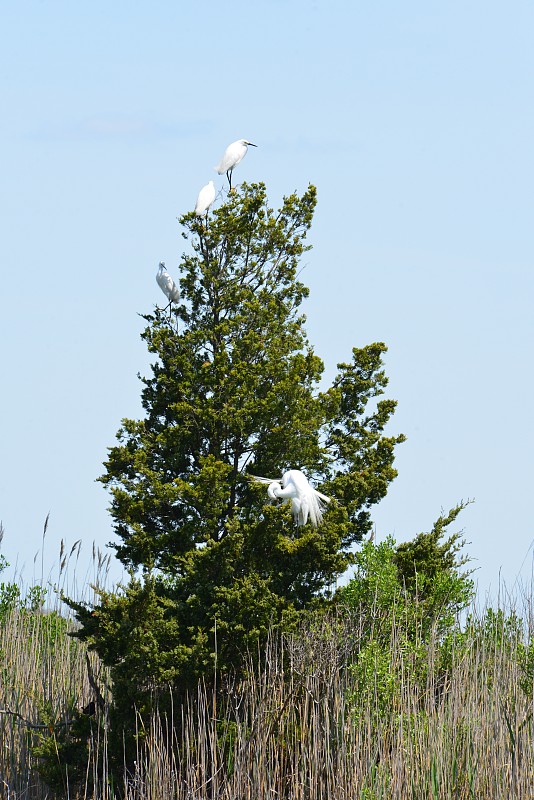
[{"left": 247, "top": 142, "right": 258, "bottom": 147}]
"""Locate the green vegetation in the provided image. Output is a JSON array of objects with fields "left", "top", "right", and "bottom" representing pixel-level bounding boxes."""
[
  {"left": 1, "top": 184, "right": 532, "bottom": 796},
  {"left": 339, "top": 504, "right": 475, "bottom": 728},
  {"left": 1, "top": 540, "right": 533, "bottom": 798},
  {"left": 67, "top": 183, "right": 404, "bottom": 729}
]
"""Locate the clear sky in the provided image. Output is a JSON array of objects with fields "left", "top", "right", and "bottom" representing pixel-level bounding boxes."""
[{"left": 1, "top": 0, "right": 533, "bottom": 600}]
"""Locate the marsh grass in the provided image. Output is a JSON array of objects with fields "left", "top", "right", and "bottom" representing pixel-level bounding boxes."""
[
  {"left": 0, "top": 535, "right": 111, "bottom": 799},
  {"left": 1, "top": 545, "right": 533, "bottom": 799}
]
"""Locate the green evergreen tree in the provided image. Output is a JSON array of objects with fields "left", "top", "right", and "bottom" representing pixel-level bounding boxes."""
[{"left": 69, "top": 182, "right": 404, "bottom": 721}]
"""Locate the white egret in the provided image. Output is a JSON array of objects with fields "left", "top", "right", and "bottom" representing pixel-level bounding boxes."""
[
  {"left": 251, "top": 469, "right": 331, "bottom": 528},
  {"left": 156, "top": 261, "right": 180, "bottom": 315},
  {"left": 215, "top": 138, "right": 257, "bottom": 191},
  {"left": 195, "top": 180, "right": 216, "bottom": 217}
]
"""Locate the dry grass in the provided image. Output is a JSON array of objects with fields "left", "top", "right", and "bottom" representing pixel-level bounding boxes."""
[
  {"left": 0, "top": 536, "right": 111, "bottom": 799},
  {"left": 122, "top": 608, "right": 533, "bottom": 800},
  {"left": 1, "top": 550, "right": 533, "bottom": 799}
]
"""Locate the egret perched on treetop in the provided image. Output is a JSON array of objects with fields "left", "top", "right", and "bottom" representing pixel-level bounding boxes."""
[
  {"left": 195, "top": 180, "right": 216, "bottom": 217},
  {"left": 215, "top": 138, "right": 257, "bottom": 191},
  {"left": 251, "top": 469, "right": 331, "bottom": 528},
  {"left": 156, "top": 261, "right": 180, "bottom": 315}
]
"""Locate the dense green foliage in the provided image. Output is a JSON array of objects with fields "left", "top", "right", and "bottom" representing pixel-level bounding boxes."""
[
  {"left": 2, "top": 185, "right": 533, "bottom": 797},
  {"left": 3, "top": 552, "right": 534, "bottom": 798},
  {"left": 67, "top": 184, "right": 404, "bottom": 728},
  {"left": 2, "top": 524, "right": 533, "bottom": 797},
  {"left": 340, "top": 504, "right": 475, "bottom": 722}
]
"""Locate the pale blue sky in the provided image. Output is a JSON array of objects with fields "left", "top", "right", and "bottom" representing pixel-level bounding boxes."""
[{"left": 1, "top": 1, "right": 533, "bottom": 599}]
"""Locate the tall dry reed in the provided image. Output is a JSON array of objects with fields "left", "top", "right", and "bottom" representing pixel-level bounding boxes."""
[
  {"left": 1, "top": 562, "right": 533, "bottom": 799},
  {"left": 0, "top": 535, "right": 111, "bottom": 799}
]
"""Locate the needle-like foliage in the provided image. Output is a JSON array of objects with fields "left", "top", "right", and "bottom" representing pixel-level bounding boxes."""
[{"left": 68, "top": 183, "right": 405, "bottom": 734}]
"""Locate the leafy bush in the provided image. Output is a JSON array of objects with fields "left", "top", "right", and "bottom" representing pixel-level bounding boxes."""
[{"left": 339, "top": 504, "right": 475, "bottom": 721}]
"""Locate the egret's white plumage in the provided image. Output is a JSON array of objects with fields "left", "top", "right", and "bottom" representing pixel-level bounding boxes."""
[
  {"left": 156, "top": 261, "right": 180, "bottom": 306},
  {"left": 251, "top": 469, "right": 331, "bottom": 528},
  {"left": 195, "top": 180, "right": 216, "bottom": 217},
  {"left": 215, "top": 139, "right": 257, "bottom": 189}
]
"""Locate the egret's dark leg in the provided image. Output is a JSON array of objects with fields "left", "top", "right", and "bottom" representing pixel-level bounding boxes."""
[{"left": 227, "top": 169, "right": 232, "bottom": 191}]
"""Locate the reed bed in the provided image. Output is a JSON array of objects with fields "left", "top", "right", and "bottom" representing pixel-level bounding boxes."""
[
  {"left": 1, "top": 571, "right": 533, "bottom": 798},
  {"left": 121, "top": 606, "right": 533, "bottom": 800},
  {"left": 0, "top": 535, "right": 111, "bottom": 799}
]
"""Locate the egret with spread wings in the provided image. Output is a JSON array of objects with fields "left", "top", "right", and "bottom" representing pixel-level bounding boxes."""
[{"left": 251, "top": 469, "right": 331, "bottom": 528}]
